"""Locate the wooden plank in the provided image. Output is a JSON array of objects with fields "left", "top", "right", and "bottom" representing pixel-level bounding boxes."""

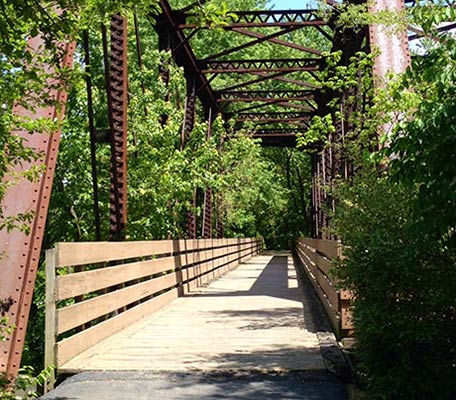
[
  {"left": 56, "top": 256, "right": 180, "bottom": 301},
  {"left": 315, "top": 252, "right": 333, "bottom": 276},
  {"left": 44, "top": 249, "right": 57, "bottom": 389},
  {"left": 57, "top": 273, "right": 178, "bottom": 334},
  {"left": 315, "top": 239, "right": 341, "bottom": 259},
  {"left": 298, "top": 256, "right": 340, "bottom": 333},
  {"left": 315, "top": 272, "right": 339, "bottom": 309},
  {"left": 55, "top": 240, "right": 175, "bottom": 267},
  {"left": 297, "top": 246, "right": 339, "bottom": 309},
  {"left": 56, "top": 289, "right": 178, "bottom": 367},
  {"left": 300, "top": 237, "right": 319, "bottom": 251}
]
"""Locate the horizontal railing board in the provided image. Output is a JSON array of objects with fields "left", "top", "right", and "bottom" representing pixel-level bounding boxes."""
[
  {"left": 299, "top": 238, "right": 341, "bottom": 259},
  {"left": 56, "top": 242, "right": 258, "bottom": 301},
  {"left": 57, "top": 273, "right": 178, "bottom": 335},
  {"left": 296, "top": 237, "right": 355, "bottom": 336},
  {"left": 56, "top": 289, "right": 179, "bottom": 367},
  {"left": 56, "top": 256, "right": 180, "bottom": 301},
  {"left": 55, "top": 241, "right": 175, "bottom": 267},
  {"left": 55, "top": 239, "right": 258, "bottom": 268},
  {"left": 296, "top": 246, "right": 339, "bottom": 310},
  {"left": 297, "top": 250, "right": 340, "bottom": 331}
]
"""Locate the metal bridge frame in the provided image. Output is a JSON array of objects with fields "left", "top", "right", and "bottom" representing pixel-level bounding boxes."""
[{"left": 4, "top": 0, "right": 447, "bottom": 378}]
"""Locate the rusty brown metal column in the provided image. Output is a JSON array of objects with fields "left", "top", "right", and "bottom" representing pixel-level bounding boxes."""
[
  {"left": 201, "top": 107, "right": 215, "bottom": 239},
  {"left": 368, "top": 0, "right": 411, "bottom": 141},
  {"left": 183, "top": 74, "right": 198, "bottom": 239},
  {"left": 107, "top": 14, "right": 129, "bottom": 241},
  {"left": 0, "top": 38, "right": 75, "bottom": 378},
  {"left": 368, "top": 0, "right": 411, "bottom": 84},
  {"left": 157, "top": 16, "right": 172, "bottom": 126},
  {"left": 181, "top": 74, "right": 196, "bottom": 148}
]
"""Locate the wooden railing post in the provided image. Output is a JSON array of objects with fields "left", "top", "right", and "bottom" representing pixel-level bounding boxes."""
[{"left": 44, "top": 247, "right": 57, "bottom": 391}]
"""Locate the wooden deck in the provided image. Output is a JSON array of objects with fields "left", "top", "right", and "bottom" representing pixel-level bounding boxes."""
[{"left": 60, "top": 254, "right": 324, "bottom": 373}]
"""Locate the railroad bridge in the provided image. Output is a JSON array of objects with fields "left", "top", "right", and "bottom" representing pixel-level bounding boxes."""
[{"left": 0, "top": 0, "right": 446, "bottom": 397}]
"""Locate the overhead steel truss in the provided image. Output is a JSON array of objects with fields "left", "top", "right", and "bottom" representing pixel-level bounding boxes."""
[
  {"left": 175, "top": 9, "right": 326, "bottom": 29},
  {"left": 198, "top": 58, "right": 322, "bottom": 74}
]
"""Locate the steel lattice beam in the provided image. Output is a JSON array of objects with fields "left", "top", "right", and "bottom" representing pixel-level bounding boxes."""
[
  {"left": 176, "top": 9, "right": 326, "bottom": 29},
  {"left": 217, "top": 89, "right": 317, "bottom": 103},
  {"left": 234, "top": 111, "right": 313, "bottom": 123},
  {"left": 107, "top": 14, "right": 129, "bottom": 241},
  {"left": 199, "top": 58, "right": 321, "bottom": 74}
]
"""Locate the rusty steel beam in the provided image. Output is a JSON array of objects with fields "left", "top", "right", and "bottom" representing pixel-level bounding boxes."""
[
  {"left": 408, "top": 22, "right": 456, "bottom": 41},
  {"left": 182, "top": 74, "right": 197, "bottom": 147},
  {"left": 234, "top": 100, "right": 315, "bottom": 114},
  {"left": 368, "top": 0, "right": 411, "bottom": 81},
  {"left": 176, "top": 9, "right": 326, "bottom": 29},
  {"left": 0, "top": 38, "right": 75, "bottom": 378},
  {"left": 254, "top": 128, "right": 302, "bottom": 135},
  {"left": 234, "top": 111, "right": 313, "bottom": 121},
  {"left": 199, "top": 58, "right": 321, "bottom": 74},
  {"left": 219, "top": 96, "right": 316, "bottom": 103},
  {"left": 201, "top": 188, "right": 213, "bottom": 238},
  {"left": 218, "top": 89, "right": 316, "bottom": 99},
  {"left": 107, "top": 14, "right": 129, "bottom": 241},
  {"left": 217, "top": 90, "right": 317, "bottom": 103},
  {"left": 182, "top": 74, "right": 198, "bottom": 238}
]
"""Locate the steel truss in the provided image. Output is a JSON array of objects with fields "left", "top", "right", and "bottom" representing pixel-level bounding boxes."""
[
  {"left": 175, "top": 9, "right": 326, "bottom": 29},
  {"left": 199, "top": 58, "right": 321, "bottom": 74}
]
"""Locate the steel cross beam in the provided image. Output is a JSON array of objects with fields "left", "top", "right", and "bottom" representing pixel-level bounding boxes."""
[
  {"left": 199, "top": 58, "right": 322, "bottom": 74},
  {"left": 176, "top": 9, "right": 326, "bottom": 29},
  {"left": 234, "top": 111, "right": 313, "bottom": 122},
  {"left": 217, "top": 89, "right": 317, "bottom": 103}
]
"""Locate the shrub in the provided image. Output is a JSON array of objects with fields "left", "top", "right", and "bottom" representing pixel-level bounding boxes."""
[{"left": 333, "top": 170, "right": 456, "bottom": 399}]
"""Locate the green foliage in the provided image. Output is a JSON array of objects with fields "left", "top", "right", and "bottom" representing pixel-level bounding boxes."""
[
  {"left": 0, "top": 365, "right": 54, "bottom": 400},
  {"left": 328, "top": 6, "right": 456, "bottom": 399},
  {"left": 187, "top": 2, "right": 238, "bottom": 28},
  {"left": 1, "top": 300, "right": 53, "bottom": 400},
  {"left": 387, "top": 37, "right": 456, "bottom": 238},
  {"left": 333, "top": 170, "right": 456, "bottom": 399}
]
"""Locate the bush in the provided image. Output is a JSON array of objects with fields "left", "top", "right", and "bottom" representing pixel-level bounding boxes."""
[{"left": 333, "top": 170, "right": 456, "bottom": 399}]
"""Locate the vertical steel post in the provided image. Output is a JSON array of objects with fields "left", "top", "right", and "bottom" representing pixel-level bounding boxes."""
[
  {"left": 202, "top": 107, "right": 214, "bottom": 239},
  {"left": 368, "top": 0, "right": 411, "bottom": 139},
  {"left": 183, "top": 74, "right": 197, "bottom": 238},
  {"left": 0, "top": 38, "right": 75, "bottom": 378},
  {"left": 107, "top": 14, "right": 129, "bottom": 241},
  {"left": 368, "top": 0, "right": 411, "bottom": 81},
  {"left": 83, "top": 30, "right": 102, "bottom": 241},
  {"left": 181, "top": 74, "right": 196, "bottom": 148},
  {"left": 157, "top": 17, "right": 172, "bottom": 126}
]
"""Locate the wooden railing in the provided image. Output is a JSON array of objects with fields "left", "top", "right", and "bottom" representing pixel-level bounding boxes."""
[
  {"left": 295, "top": 238, "right": 353, "bottom": 338},
  {"left": 45, "top": 238, "right": 262, "bottom": 372}
]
